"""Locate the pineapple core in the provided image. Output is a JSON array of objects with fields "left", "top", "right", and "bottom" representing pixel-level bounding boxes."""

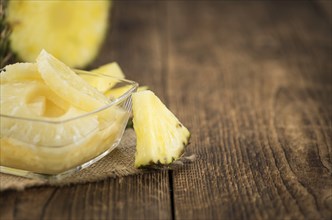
[{"left": 132, "top": 90, "right": 190, "bottom": 168}]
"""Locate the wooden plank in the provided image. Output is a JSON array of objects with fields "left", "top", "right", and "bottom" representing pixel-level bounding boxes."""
[
  {"left": 95, "top": 0, "right": 167, "bottom": 98},
  {"left": 0, "top": 173, "right": 171, "bottom": 220},
  {"left": 0, "top": 2, "right": 172, "bottom": 220},
  {"left": 166, "top": 1, "right": 332, "bottom": 219},
  {"left": 315, "top": 0, "right": 332, "bottom": 23}
]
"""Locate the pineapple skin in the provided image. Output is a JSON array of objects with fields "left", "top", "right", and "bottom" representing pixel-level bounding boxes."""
[
  {"left": 132, "top": 90, "right": 190, "bottom": 168},
  {"left": 6, "top": 0, "right": 111, "bottom": 68}
]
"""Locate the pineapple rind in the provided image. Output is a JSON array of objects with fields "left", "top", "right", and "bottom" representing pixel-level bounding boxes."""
[
  {"left": 6, "top": 1, "right": 111, "bottom": 68},
  {"left": 132, "top": 90, "right": 190, "bottom": 168}
]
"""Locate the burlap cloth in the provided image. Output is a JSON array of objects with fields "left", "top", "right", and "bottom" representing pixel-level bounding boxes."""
[{"left": 0, "top": 129, "right": 143, "bottom": 191}]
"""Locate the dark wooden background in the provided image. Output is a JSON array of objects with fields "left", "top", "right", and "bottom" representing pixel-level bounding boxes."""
[{"left": 1, "top": 1, "right": 331, "bottom": 219}]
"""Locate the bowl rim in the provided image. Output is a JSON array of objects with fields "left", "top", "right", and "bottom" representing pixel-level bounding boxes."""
[{"left": 0, "top": 70, "right": 138, "bottom": 124}]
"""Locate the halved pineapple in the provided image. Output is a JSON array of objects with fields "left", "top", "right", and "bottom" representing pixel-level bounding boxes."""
[
  {"left": 132, "top": 90, "right": 190, "bottom": 168},
  {"left": 6, "top": 0, "right": 111, "bottom": 68}
]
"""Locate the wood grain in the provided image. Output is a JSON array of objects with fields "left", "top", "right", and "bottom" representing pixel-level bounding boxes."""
[
  {"left": 316, "top": 0, "right": 332, "bottom": 23},
  {"left": 1, "top": 1, "right": 331, "bottom": 220},
  {"left": 165, "top": 1, "right": 332, "bottom": 220},
  {"left": 0, "top": 173, "right": 171, "bottom": 220}
]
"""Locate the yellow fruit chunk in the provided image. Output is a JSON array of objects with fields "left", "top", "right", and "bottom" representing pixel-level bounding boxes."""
[
  {"left": 6, "top": 1, "right": 111, "bottom": 68},
  {"left": 27, "top": 96, "right": 46, "bottom": 116},
  {"left": 0, "top": 63, "right": 41, "bottom": 84},
  {"left": 0, "top": 111, "right": 123, "bottom": 174},
  {"left": 132, "top": 90, "right": 190, "bottom": 168},
  {"left": 105, "top": 85, "right": 148, "bottom": 99},
  {"left": 37, "top": 50, "right": 110, "bottom": 112},
  {"left": 1, "top": 81, "right": 99, "bottom": 147},
  {"left": 0, "top": 53, "right": 134, "bottom": 175},
  {"left": 92, "top": 62, "right": 125, "bottom": 79},
  {"left": 0, "top": 81, "right": 68, "bottom": 118},
  {"left": 80, "top": 62, "right": 125, "bottom": 93},
  {"left": 1, "top": 107, "right": 99, "bottom": 147}
]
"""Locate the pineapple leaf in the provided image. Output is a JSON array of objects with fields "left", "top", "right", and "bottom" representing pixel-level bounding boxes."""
[{"left": 0, "top": 0, "right": 16, "bottom": 68}]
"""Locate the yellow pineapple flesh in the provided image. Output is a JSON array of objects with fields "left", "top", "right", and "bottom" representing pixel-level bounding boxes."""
[
  {"left": 0, "top": 50, "right": 130, "bottom": 174},
  {"left": 132, "top": 90, "right": 190, "bottom": 168},
  {"left": 0, "top": 62, "right": 41, "bottom": 83},
  {"left": 81, "top": 62, "right": 125, "bottom": 93},
  {"left": 105, "top": 85, "right": 148, "bottom": 99},
  {"left": 6, "top": 0, "right": 111, "bottom": 68},
  {"left": 0, "top": 77, "right": 99, "bottom": 146},
  {"left": 36, "top": 50, "right": 111, "bottom": 112}
]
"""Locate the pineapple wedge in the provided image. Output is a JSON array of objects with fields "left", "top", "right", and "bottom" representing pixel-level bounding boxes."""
[
  {"left": 81, "top": 62, "right": 125, "bottom": 93},
  {"left": 6, "top": 0, "right": 110, "bottom": 68},
  {"left": 92, "top": 62, "right": 125, "bottom": 79},
  {"left": 105, "top": 85, "right": 148, "bottom": 99},
  {"left": 132, "top": 90, "right": 190, "bottom": 168}
]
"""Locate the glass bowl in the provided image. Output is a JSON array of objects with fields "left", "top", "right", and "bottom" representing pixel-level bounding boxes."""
[{"left": 0, "top": 70, "right": 138, "bottom": 180}]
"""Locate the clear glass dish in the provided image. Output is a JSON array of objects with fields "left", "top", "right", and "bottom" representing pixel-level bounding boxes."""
[{"left": 0, "top": 70, "right": 138, "bottom": 180}]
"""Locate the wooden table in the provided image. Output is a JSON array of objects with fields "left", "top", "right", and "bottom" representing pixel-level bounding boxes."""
[{"left": 1, "top": 1, "right": 331, "bottom": 219}]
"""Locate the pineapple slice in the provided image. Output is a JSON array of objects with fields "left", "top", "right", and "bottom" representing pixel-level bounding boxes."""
[
  {"left": 0, "top": 62, "right": 122, "bottom": 93},
  {"left": 1, "top": 107, "right": 99, "bottom": 147},
  {"left": 0, "top": 81, "right": 68, "bottom": 118},
  {"left": 80, "top": 62, "right": 125, "bottom": 93},
  {"left": 36, "top": 50, "right": 110, "bottom": 112},
  {"left": 6, "top": 0, "right": 111, "bottom": 68},
  {"left": 92, "top": 62, "right": 125, "bottom": 78},
  {"left": 26, "top": 96, "right": 46, "bottom": 116},
  {"left": 0, "top": 63, "right": 41, "bottom": 84},
  {"left": 105, "top": 85, "right": 148, "bottom": 99},
  {"left": 132, "top": 90, "right": 190, "bottom": 168},
  {"left": 36, "top": 50, "right": 127, "bottom": 128},
  {"left": 0, "top": 62, "right": 143, "bottom": 103},
  {"left": 1, "top": 81, "right": 99, "bottom": 147},
  {"left": 0, "top": 53, "right": 131, "bottom": 173}
]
